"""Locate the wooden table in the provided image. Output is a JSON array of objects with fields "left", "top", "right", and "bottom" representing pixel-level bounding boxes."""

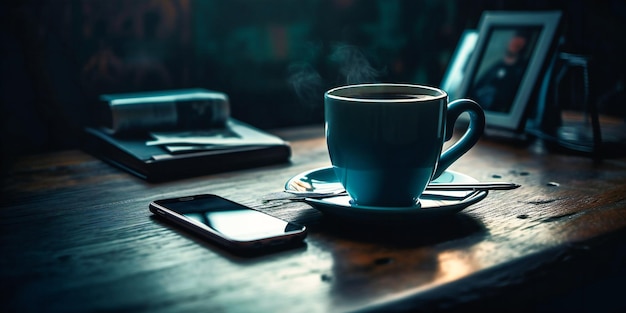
[{"left": 2, "top": 126, "right": 626, "bottom": 312}]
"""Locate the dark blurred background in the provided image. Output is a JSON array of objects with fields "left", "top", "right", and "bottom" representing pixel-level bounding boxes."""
[{"left": 2, "top": 0, "right": 625, "bottom": 167}]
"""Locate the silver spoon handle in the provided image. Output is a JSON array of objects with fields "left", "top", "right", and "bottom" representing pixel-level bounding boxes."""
[
  {"left": 285, "top": 182, "right": 520, "bottom": 197},
  {"left": 424, "top": 182, "right": 520, "bottom": 191}
]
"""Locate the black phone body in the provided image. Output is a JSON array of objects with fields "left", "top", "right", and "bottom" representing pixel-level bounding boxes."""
[{"left": 150, "top": 194, "right": 307, "bottom": 253}]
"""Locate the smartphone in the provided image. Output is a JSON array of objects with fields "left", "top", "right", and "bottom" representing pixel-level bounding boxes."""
[{"left": 149, "top": 194, "right": 307, "bottom": 253}]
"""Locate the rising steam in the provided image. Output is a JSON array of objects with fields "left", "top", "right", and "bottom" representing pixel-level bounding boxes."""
[
  {"left": 287, "top": 62, "right": 323, "bottom": 108},
  {"left": 288, "top": 44, "right": 381, "bottom": 107},
  {"left": 329, "top": 44, "right": 380, "bottom": 85}
]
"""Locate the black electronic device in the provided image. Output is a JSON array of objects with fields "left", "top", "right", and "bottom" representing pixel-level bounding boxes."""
[{"left": 149, "top": 194, "right": 307, "bottom": 254}]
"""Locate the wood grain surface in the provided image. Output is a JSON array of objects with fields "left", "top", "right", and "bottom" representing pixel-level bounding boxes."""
[{"left": 2, "top": 126, "right": 626, "bottom": 312}]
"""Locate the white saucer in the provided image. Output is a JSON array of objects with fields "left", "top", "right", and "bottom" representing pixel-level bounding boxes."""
[{"left": 284, "top": 167, "right": 487, "bottom": 222}]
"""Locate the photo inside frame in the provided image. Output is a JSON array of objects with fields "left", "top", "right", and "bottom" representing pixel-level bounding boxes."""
[{"left": 467, "top": 26, "right": 542, "bottom": 114}]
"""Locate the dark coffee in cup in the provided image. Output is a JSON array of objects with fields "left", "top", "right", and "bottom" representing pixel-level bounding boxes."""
[{"left": 350, "top": 93, "right": 437, "bottom": 100}]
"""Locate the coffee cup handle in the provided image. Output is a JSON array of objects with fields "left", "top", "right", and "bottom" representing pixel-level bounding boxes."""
[{"left": 433, "top": 99, "right": 485, "bottom": 179}]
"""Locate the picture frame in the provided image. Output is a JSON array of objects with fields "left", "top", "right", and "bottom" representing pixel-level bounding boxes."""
[
  {"left": 455, "top": 11, "right": 562, "bottom": 131},
  {"left": 440, "top": 29, "right": 479, "bottom": 101}
]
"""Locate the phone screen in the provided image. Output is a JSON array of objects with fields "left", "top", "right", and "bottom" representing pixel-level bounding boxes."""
[{"left": 152, "top": 195, "right": 306, "bottom": 243}]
